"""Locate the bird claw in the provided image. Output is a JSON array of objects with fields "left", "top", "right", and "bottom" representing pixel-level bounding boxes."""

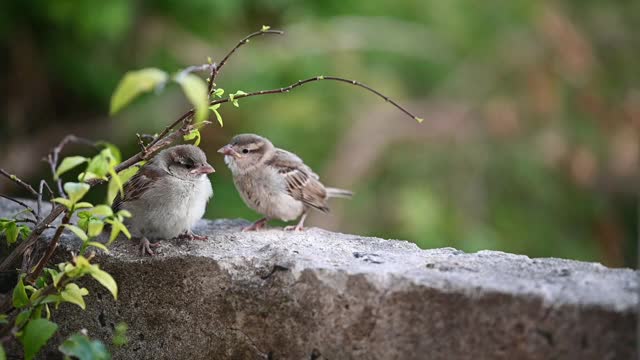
[
  {"left": 284, "top": 225, "right": 304, "bottom": 232},
  {"left": 139, "top": 238, "right": 160, "bottom": 257},
  {"left": 242, "top": 218, "right": 267, "bottom": 232},
  {"left": 175, "top": 232, "right": 208, "bottom": 241}
]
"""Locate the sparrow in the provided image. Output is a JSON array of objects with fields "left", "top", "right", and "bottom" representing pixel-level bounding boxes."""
[
  {"left": 112, "top": 144, "right": 214, "bottom": 256},
  {"left": 218, "top": 134, "right": 352, "bottom": 232}
]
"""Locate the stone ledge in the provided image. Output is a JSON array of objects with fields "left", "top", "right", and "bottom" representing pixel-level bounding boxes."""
[{"left": 0, "top": 199, "right": 637, "bottom": 359}]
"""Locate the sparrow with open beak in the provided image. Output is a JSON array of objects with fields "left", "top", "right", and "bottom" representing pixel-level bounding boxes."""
[
  {"left": 112, "top": 145, "right": 214, "bottom": 255},
  {"left": 218, "top": 134, "right": 352, "bottom": 232}
]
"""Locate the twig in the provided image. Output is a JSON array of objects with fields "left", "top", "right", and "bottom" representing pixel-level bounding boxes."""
[
  {"left": 211, "top": 29, "right": 284, "bottom": 85},
  {"left": 208, "top": 75, "right": 423, "bottom": 122},
  {"left": 27, "top": 212, "right": 71, "bottom": 282},
  {"left": 0, "top": 169, "right": 38, "bottom": 197},
  {"left": 46, "top": 135, "right": 97, "bottom": 197},
  {"left": 0, "top": 205, "right": 65, "bottom": 271},
  {"left": 135, "top": 133, "right": 148, "bottom": 153},
  {"left": 38, "top": 180, "right": 54, "bottom": 220},
  {"left": 206, "top": 63, "right": 218, "bottom": 95},
  {"left": 14, "top": 218, "right": 37, "bottom": 224},
  {"left": 0, "top": 195, "right": 35, "bottom": 217}
]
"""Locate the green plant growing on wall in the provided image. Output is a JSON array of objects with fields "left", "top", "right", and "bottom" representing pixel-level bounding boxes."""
[{"left": 0, "top": 26, "right": 420, "bottom": 359}]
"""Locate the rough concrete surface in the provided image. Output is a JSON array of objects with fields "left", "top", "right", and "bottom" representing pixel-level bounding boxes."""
[{"left": 0, "top": 199, "right": 638, "bottom": 359}]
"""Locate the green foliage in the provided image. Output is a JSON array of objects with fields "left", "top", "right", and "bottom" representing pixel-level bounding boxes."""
[
  {"left": 183, "top": 128, "right": 202, "bottom": 146},
  {"left": 19, "top": 319, "right": 58, "bottom": 360},
  {"left": 60, "top": 283, "right": 90, "bottom": 310},
  {"left": 2, "top": 143, "right": 132, "bottom": 359},
  {"left": 209, "top": 104, "right": 224, "bottom": 127},
  {"left": 112, "top": 322, "right": 128, "bottom": 347},
  {"left": 110, "top": 68, "right": 168, "bottom": 114},
  {"left": 175, "top": 73, "right": 209, "bottom": 123},
  {"left": 59, "top": 333, "right": 111, "bottom": 360},
  {"left": 0, "top": 219, "right": 30, "bottom": 246},
  {"left": 13, "top": 275, "right": 29, "bottom": 309},
  {"left": 55, "top": 156, "right": 89, "bottom": 180}
]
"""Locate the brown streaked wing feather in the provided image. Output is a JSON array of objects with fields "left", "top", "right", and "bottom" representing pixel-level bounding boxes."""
[
  {"left": 111, "top": 166, "right": 165, "bottom": 211},
  {"left": 267, "top": 150, "right": 329, "bottom": 212}
]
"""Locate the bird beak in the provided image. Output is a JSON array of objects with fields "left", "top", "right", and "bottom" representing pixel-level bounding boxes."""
[
  {"left": 191, "top": 163, "right": 215, "bottom": 175},
  {"left": 217, "top": 145, "right": 242, "bottom": 158}
]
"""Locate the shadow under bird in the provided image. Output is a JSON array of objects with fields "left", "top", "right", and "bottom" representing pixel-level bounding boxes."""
[
  {"left": 218, "top": 133, "right": 352, "bottom": 232},
  {"left": 112, "top": 145, "right": 215, "bottom": 256}
]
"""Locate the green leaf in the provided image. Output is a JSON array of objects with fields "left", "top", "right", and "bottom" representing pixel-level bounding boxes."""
[
  {"left": 213, "top": 88, "right": 224, "bottom": 98},
  {"left": 183, "top": 129, "right": 201, "bottom": 146},
  {"left": 63, "top": 224, "right": 88, "bottom": 241},
  {"left": 0, "top": 343, "right": 5, "bottom": 360},
  {"left": 13, "top": 275, "right": 29, "bottom": 308},
  {"left": 105, "top": 219, "right": 130, "bottom": 245},
  {"left": 108, "top": 168, "right": 123, "bottom": 199},
  {"left": 55, "top": 156, "right": 88, "bottom": 180},
  {"left": 415, "top": 117, "right": 424, "bottom": 123},
  {"left": 15, "top": 310, "right": 32, "bottom": 328},
  {"left": 87, "top": 241, "right": 109, "bottom": 253},
  {"left": 97, "top": 142, "right": 122, "bottom": 164},
  {"left": 89, "top": 266, "right": 117, "bottom": 300},
  {"left": 51, "top": 270, "right": 65, "bottom": 287},
  {"left": 0, "top": 314, "right": 7, "bottom": 325},
  {"left": 60, "top": 283, "right": 89, "bottom": 310},
  {"left": 20, "top": 318, "right": 58, "bottom": 360},
  {"left": 261, "top": 25, "right": 271, "bottom": 32},
  {"left": 5, "top": 221, "right": 19, "bottom": 245},
  {"left": 175, "top": 73, "right": 208, "bottom": 123},
  {"left": 87, "top": 219, "right": 104, "bottom": 237},
  {"left": 74, "top": 202, "right": 94, "bottom": 210},
  {"left": 107, "top": 166, "right": 138, "bottom": 205},
  {"left": 59, "top": 333, "right": 110, "bottom": 360},
  {"left": 113, "top": 322, "right": 128, "bottom": 347},
  {"left": 19, "top": 225, "right": 31, "bottom": 239},
  {"left": 39, "top": 295, "right": 61, "bottom": 305},
  {"left": 64, "top": 182, "right": 91, "bottom": 204},
  {"left": 117, "top": 210, "right": 132, "bottom": 218},
  {"left": 90, "top": 205, "right": 113, "bottom": 217},
  {"left": 86, "top": 153, "right": 110, "bottom": 179},
  {"left": 52, "top": 197, "right": 73, "bottom": 209},
  {"left": 110, "top": 68, "right": 168, "bottom": 114},
  {"left": 209, "top": 104, "right": 223, "bottom": 127}
]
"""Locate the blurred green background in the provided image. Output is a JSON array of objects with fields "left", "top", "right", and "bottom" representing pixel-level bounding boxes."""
[{"left": 0, "top": 1, "right": 638, "bottom": 268}]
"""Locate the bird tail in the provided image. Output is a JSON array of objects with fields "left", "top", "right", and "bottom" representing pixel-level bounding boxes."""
[{"left": 326, "top": 187, "right": 353, "bottom": 199}]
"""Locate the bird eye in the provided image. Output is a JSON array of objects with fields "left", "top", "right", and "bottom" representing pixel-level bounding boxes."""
[{"left": 242, "top": 149, "right": 249, "bottom": 154}]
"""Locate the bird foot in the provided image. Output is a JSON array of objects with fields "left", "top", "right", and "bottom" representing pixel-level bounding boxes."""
[
  {"left": 284, "top": 225, "right": 305, "bottom": 232},
  {"left": 139, "top": 238, "right": 161, "bottom": 257},
  {"left": 242, "top": 218, "right": 268, "bottom": 232},
  {"left": 175, "top": 232, "right": 208, "bottom": 241}
]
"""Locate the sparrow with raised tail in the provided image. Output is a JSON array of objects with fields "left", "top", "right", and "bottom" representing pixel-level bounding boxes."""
[
  {"left": 112, "top": 145, "right": 214, "bottom": 256},
  {"left": 218, "top": 134, "right": 352, "bottom": 232}
]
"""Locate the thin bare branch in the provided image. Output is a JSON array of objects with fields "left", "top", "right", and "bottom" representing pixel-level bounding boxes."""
[
  {"left": 211, "top": 29, "right": 284, "bottom": 85},
  {"left": 37, "top": 180, "right": 54, "bottom": 220},
  {"left": 46, "top": 135, "right": 98, "bottom": 197},
  {"left": 209, "top": 75, "right": 423, "bottom": 122},
  {"left": 0, "top": 195, "right": 35, "bottom": 216},
  {"left": 0, "top": 169, "right": 38, "bottom": 197},
  {"left": 28, "top": 212, "right": 71, "bottom": 281}
]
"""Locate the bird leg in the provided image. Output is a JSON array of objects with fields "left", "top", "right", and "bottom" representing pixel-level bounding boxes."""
[
  {"left": 284, "top": 212, "right": 307, "bottom": 232},
  {"left": 139, "top": 237, "right": 161, "bottom": 257},
  {"left": 175, "top": 231, "right": 208, "bottom": 241},
  {"left": 242, "top": 217, "right": 268, "bottom": 232}
]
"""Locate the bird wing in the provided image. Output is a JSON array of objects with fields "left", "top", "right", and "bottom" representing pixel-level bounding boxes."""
[
  {"left": 267, "top": 149, "right": 329, "bottom": 212},
  {"left": 111, "top": 165, "right": 164, "bottom": 211}
]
